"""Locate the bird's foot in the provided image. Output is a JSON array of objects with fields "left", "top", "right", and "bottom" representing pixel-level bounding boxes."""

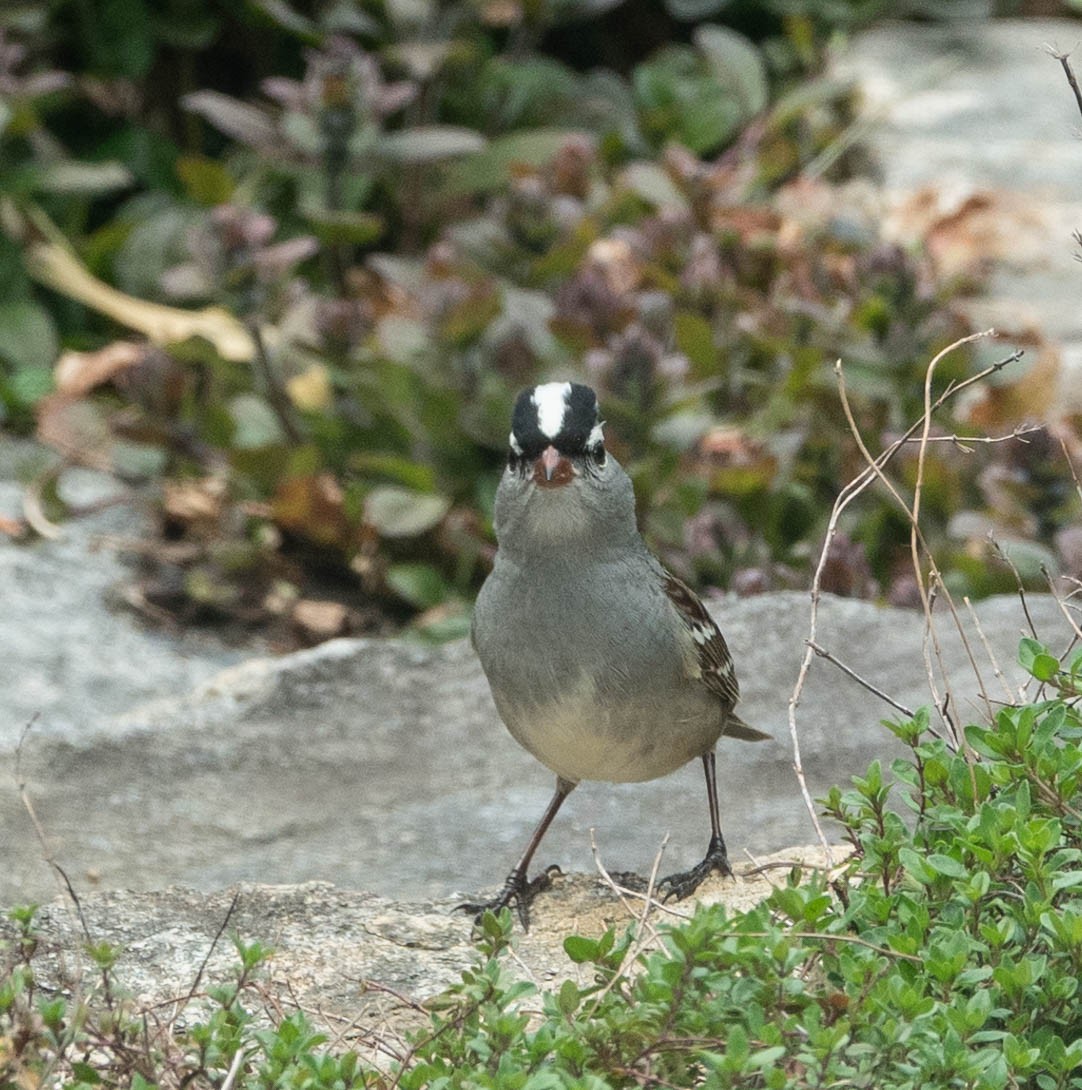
[
  {"left": 456, "top": 864, "right": 562, "bottom": 930},
  {"left": 657, "top": 836, "right": 732, "bottom": 903}
]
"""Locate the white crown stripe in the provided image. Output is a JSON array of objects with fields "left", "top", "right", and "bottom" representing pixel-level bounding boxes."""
[{"left": 532, "top": 381, "right": 572, "bottom": 439}]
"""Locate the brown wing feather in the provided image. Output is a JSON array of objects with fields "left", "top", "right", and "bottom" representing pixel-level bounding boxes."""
[
  {"left": 662, "top": 570, "right": 771, "bottom": 741},
  {"left": 662, "top": 570, "right": 740, "bottom": 707}
]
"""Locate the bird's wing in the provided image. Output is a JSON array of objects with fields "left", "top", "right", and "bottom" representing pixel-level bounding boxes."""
[{"left": 661, "top": 569, "right": 771, "bottom": 741}]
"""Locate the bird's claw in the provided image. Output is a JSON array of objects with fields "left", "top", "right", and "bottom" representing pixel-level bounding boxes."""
[
  {"left": 456, "top": 864, "right": 562, "bottom": 930},
  {"left": 657, "top": 839, "right": 732, "bottom": 903}
]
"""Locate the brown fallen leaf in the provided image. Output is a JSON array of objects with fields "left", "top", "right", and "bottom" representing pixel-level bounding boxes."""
[
  {"left": 36, "top": 395, "right": 113, "bottom": 469},
  {"left": 272, "top": 472, "right": 353, "bottom": 549},
  {"left": 884, "top": 186, "right": 1046, "bottom": 282},
  {"left": 163, "top": 477, "right": 226, "bottom": 535},
  {"left": 291, "top": 599, "right": 353, "bottom": 644},
  {"left": 0, "top": 513, "right": 28, "bottom": 538},
  {"left": 54, "top": 341, "right": 146, "bottom": 397}
]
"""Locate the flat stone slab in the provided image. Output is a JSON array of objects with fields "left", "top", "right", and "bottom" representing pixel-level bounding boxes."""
[
  {"left": 0, "top": 846, "right": 836, "bottom": 1048},
  {"left": 834, "top": 18, "right": 1082, "bottom": 406},
  {"left": 3, "top": 590, "right": 1071, "bottom": 909},
  {"left": 0, "top": 446, "right": 248, "bottom": 749}
]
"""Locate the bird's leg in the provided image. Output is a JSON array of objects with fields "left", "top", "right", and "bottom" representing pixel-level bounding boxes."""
[
  {"left": 658, "top": 751, "right": 733, "bottom": 902},
  {"left": 457, "top": 777, "right": 576, "bottom": 930}
]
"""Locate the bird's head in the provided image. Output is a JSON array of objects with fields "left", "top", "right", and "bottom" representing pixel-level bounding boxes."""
[{"left": 507, "top": 381, "right": 606, "bottom": 489}]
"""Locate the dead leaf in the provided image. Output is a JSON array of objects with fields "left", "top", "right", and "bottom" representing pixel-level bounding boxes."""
[
  {"left": 272, "top": 473, "right": 352, "bottom": 549},
  {"left": 36, "top": 395, "right": 114, "bottom": 468},
  {"left": 959, "top": 334, "right": 1060, "bottom": 429},
  {"left": 2, "top": 198, "right": 256, "bottom": 360},
  {"left": 286, "top": 363, "right": 332, "bottom": 412},
  {"left": 883, "top": 186, "right": 1045, "bottom": 281},
  {"left": 586, "top": 238, "right": 641, "bottom": 296},
  {"left": 163, "top": 478, "right": 226, "bottom": 534},
  {"left": 291, "top": 599, "right": 353, "bottom": 643},
  {"left": 0, "top": 513, "right": 28, "bottom": 538},
  {"left": 54, "top": 341, "right": 145, "bottom": 397}
]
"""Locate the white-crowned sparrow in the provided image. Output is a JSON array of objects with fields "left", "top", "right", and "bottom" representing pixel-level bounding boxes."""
[{"left": 462, "top": 381, "right": 769, "bottom": 927}]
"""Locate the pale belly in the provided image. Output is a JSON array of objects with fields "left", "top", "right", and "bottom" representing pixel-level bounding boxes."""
[{"left": 493, "top": 676, "right": 723, "bottom": 784}]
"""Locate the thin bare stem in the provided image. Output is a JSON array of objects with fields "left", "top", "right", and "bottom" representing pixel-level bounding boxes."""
[
  {"left": 1060, "top": 435, "right": 1082, "bottom": 506},
  {"left": 1046, "top": 45, "right": 1082, "bottom": 120},
  {"left": 964, "top": 595, "right": 1018, "bottom": 705},
  {"left": 789, "top": 336, "right": 1019, "bottom": 855},
  {"left": 181, "top": 891, "right": 241, "bottom": 1010},
  {"left": 1043, "top": 566, "right": 1082, "bottom": 646},
  {"left": 807, "top": 642, "right": 915, "bottom": 718}
]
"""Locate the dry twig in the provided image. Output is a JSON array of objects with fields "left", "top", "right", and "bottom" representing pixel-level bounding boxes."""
[{"left": 788, "top": 335, "right": 1023, "bottom": 858}]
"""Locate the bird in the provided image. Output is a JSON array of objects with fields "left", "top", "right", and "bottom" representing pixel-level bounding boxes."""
[{"left": 461, "top": 380, "right": 770, "bottom": 928}]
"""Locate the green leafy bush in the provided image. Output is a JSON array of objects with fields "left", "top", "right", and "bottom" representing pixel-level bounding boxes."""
[{"left": 2, "top": 1, "right": 1079, "bottom": 638}]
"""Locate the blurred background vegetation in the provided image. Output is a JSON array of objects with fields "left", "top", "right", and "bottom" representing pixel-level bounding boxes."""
[{"left": 2, "top": 0, "right": 1081, "bottom": 646}]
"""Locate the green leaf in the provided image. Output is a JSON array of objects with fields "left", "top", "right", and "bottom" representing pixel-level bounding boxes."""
[
  {"left": 619, "top": 161, "right": 689, "bottom": 210},
  {"left": 3, "top": 364, "right": 52, "bottom": 407},
  {"left": 365, "top": 486, "right": 450, "bottom": 538},
  {"left": 0, "top": 299, "right": 59, "bottom": 371},
  {"left": 385, "top": 563, "right": 449, "bottom": 609},
  {"left": 250, "top": 0, "right": 319, "bottom": 37},
  {"left": 563, "top": 935, "right": 598, "bottom": 963},
  {"left": 694, "top": 24, "right": 768, "bottom": 119},
  {"left": 377, "top": 126, "right": 487, "bottom": 164},
  {"left": 182, "top": 91, "right": 277, "bottom": 148},
  {"left": 176, "top": 155, "right": 235, "bottom": 205},
  {"left": 228, "top": 394, "right": 286, "bottom": 449},
  {"left": 664, "top": 0, "right": 733, "bottom": 16},
  {"left": 674, "top": 310, "right": 715, "bottom": 371},
  {"left": 71, "top": 1062, "right": 103, "bottom": 1084},
  {"left": 305, "top": 208, "right": 384, "bottom": 246},
  {"left": 444, "top": 129, "right": 592, "bottom": 197},
  {"left": 555, "top": 978, "right": 580, "bottom": 1016},
  {"left": 36, "top": 160, "right": 133, "bottom": 195},
  {"left": 927, "top": 853, "right": 968, "bottom": 878},
  {"left": 1019, "top": 637, "right": 1060, "bottom": 682},
  {"left": 350, "top": 453, "right": 436, "bottom": 492}
]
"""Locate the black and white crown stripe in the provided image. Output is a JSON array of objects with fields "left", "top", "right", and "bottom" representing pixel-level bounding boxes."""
[{"left": 508, "top": 381, "right": 606, "bottom": 462}]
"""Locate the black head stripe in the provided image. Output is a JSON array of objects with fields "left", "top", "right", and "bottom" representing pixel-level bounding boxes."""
[
  {"left": 562, "top": 383, "right": 600, "bottom": 454},
  {"left": 511, "top": 388, "right": 551, "bottom": 460}
]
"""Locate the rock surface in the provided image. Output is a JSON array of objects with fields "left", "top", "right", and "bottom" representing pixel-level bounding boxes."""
[
  {"left": 833, "top": 18, "right": 1082, "bottom": 407},
  {"left": 0, "top": 846, "right": 836, "bottom": 1046},
  {"left": 4, "top": 588, "right": 1071, "bottom": 908},
  {"left": 0, "top": 444, "right": 250, "bottom": 750}
]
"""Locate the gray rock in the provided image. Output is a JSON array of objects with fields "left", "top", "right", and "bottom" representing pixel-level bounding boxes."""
[
  {"left": 834, "top": 19, "right": 1082, "bottom": 404},
  {"left": 0, "top": 847, "right": 835, "bottom": 1039},
  {"left": 0, "top": 444, "right": 250, "bottom": 749},
  {"left": 3, "top": 590, "right": 1070, "bottom": 908}
]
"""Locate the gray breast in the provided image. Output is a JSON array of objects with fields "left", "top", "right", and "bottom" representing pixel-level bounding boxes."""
[{"left": 473, "top": 553, "right": 724, "bottom": 783}]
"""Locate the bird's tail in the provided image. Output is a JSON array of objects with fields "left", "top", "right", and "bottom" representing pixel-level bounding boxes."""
[{"left": 723, "top": 712, "right": 771, "bottom": 742}]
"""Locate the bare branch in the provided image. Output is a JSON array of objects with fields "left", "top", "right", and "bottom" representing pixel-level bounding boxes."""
[
  {"left": 1046, "top": 44, "right": 1082, "bottom": 121},
  {"left": 789, "top": 333, "right": 1021, "bottom": 859},
  {"left": 807, "top": 641, "right": 915, "bottom": 719}
]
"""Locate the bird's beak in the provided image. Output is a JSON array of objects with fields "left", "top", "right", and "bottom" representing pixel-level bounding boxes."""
[{"left": 533, "top": 445, "right": 575, "bottom": 489}]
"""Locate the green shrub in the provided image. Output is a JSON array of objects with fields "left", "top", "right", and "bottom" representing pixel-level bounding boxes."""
[{"left": 3, "top": 1, "right": 1077, "bottom": 635}]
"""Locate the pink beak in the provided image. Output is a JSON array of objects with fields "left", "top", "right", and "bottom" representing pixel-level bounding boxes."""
[{"left": 532, "top": 445, "right": 574, "bottom": 489}]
